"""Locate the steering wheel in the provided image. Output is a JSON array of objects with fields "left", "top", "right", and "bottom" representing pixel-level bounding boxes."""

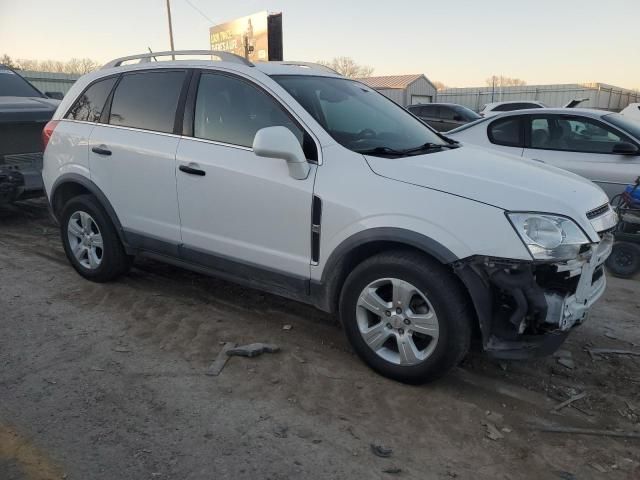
[{"left": 357, "top": 128, "right": 376, "bottom": 139}]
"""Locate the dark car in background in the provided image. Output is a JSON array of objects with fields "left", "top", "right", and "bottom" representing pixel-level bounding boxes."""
[
  {"left": 407, "top": 103, "right": 481, "bottom": 132},
  {"left": 0, "top": 64, "right": 60, "bottom": 204}
]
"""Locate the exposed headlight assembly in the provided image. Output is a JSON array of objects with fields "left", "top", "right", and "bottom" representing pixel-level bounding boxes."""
[{"left": 507, "top": 213, "right": 590, "bottom": 261}]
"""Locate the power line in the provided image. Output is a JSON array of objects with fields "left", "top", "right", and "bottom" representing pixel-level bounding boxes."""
[{"left": 183, "top": 0, "right": 215, "bottom": 24}]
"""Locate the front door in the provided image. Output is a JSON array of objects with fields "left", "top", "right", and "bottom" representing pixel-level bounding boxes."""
[
  {"left": 175, "top": 71, "right": 317, "bottom": 287},
  {"left": 523, "top": 115, "right": 640, "bottom": 198}
]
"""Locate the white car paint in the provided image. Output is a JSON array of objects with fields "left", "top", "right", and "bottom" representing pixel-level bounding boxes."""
[
  {"left": 448, "top": 108, "right": 640, "bottom": 199},
  {"left": 620, "top": 103, "right": 640, "bottom": 122},
  {"left": 42, "top": 58, "right": 617, "bottom": 367}
]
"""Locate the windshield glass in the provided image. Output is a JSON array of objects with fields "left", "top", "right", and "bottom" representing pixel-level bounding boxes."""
[
  {"left": 603, "top": 113, "right": 640, "bottom": 140},
  {"left": 272, "top": 75, "right": 448, "bottom": 155},
  {"left": 454, "top": 105, "right": 481, "bottom": 121},
  {"left": 0, "top": 68, "right": 43, "bottom": 97}
]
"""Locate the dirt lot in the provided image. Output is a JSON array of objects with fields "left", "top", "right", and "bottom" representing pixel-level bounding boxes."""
[{"left": 1, "top": 199, "right": 639, "bottom": 480}]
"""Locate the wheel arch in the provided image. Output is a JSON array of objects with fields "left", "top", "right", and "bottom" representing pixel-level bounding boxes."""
[
  {"left": 50, "top": 174, "right": 131, "bottom": 252},
  {"left": 312, "top": 228, "right": 460, "bottom": 314}
]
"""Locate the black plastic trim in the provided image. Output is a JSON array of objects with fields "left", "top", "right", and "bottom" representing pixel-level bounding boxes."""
[{"left": 49, "top": 173, "right": 130, "bottom": 251}]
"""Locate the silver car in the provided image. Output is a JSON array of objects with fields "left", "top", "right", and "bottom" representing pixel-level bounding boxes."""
[{"left": 448, "top": 108, "right": 640, "bottom": 198}]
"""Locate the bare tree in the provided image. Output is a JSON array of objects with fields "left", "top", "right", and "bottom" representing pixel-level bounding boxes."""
[
  {"left": 432, "top": 80, "right": 447, "bottom": 91},
  {"left": 0, "top": 54, "right": 16, "bottom": 68},
  {"left": 318, "top": 57, "right": 374, "bottom": 78},
  {"left": 1, "top": 54, "right": 100, "bottom": 74},
  {"left": 485, "top": 75, "right": 527, "bottom": 87}
]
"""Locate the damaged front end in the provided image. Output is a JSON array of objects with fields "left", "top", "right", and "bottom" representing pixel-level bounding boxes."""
[{"left": 455, "top": 208, "right": 615, "bottom": 359}]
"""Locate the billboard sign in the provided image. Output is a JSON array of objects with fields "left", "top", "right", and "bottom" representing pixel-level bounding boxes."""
[{"left": 209, "top": 11, "right": 283, "bottom": 62}]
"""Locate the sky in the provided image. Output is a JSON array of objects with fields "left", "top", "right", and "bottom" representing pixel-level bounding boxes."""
[{"left": 1, "top": 0, "right": 638, "bottom": 89}]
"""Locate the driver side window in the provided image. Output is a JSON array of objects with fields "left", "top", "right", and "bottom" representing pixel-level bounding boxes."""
[{"left": 194, "top": 73, "right": 314, "bottom": 157}]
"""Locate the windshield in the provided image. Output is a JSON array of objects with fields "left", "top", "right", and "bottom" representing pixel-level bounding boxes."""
[
  {"left": 603, "top": 113, "right": 640, "bottom": 140},
  {"left": 454, "top": 105, "right": 481, "bottom": 121},
  {"left": 0, "top": 68, "right": 43, "bottom": 97},
  {"left": 272, "top": 75, "right": 448, "bottom": 156}
]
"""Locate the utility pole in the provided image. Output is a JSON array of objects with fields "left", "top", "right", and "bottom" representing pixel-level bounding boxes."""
[{"left": 166, "top": 0, "right": 175, "bottom": 59}]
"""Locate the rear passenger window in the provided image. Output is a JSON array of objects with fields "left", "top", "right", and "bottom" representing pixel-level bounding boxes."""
[
  {"left": 66, "top": 77, "right": 117, "bottom": 122},
  {"left": 109, "top": 71, "right": 186, "bottom": 134},
  {"left": 488, "top": 117, "right": 523, "bottom": 147},
  {"left": 194, "top": 73, "right": 305, "bottom": 150}
]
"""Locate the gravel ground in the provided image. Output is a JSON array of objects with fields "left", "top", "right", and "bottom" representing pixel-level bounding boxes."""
[{"left": 1, "top": 199, "right": 639, "bottom": 480}]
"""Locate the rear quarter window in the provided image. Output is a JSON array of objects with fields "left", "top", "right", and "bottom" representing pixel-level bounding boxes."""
[
  {"left": 66, "top": 77, "right": 117, "bottom": 122},
  {"left": 488, "top": 116, "right": 523, "bottom": 147}
]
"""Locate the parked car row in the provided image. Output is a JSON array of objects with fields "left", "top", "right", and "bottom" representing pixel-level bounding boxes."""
[
  {"left": 0, "top": 64, "right": 59, "bottom": 204},
  {"left": 40, "top": 50, "right": 617, "bottom": 384},
  {"left": 447, "top": 108, "right": 640, "bottom": 199}
]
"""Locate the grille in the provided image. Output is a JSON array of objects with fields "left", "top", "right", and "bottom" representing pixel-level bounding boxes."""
[{"left": 586, "top": 203, "right": 610, "bottom": 220}]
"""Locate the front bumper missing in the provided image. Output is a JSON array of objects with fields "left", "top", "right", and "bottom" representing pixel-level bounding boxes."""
[
  {"left": 543, "top": 234, "right": 612, "bottom": 332},
  {"left": 455, "top": 234, "right": 614, "bottom": 359}
]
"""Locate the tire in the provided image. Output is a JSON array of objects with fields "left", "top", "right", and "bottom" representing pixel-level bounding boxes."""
[
  {"left": 606, "top": 241, "right": 640, "bottom": 279},
  {"left": 339, "top": 250, "right": 473, "bottom": 384},
  {"left": 60, "top": 194, "right": 132, "bottom": 282}
]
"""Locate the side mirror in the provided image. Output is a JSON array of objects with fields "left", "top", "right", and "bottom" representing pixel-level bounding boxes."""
[
  {"left": 253, "top": 126, "right": 310, "bottom": 180},
  {"left": 45, "top": 91, "right": 64, "bottom": 100},
  {"left": 612, "top": 142, "right": 639, "bottom": 155}
]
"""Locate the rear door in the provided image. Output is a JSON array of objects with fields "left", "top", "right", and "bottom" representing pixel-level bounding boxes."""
[
  {"left": 88, "top": 69, "right": 188, "bottom": 246},
  {"left": 523, "top": 114, "right": 640, "bottom": 198}
]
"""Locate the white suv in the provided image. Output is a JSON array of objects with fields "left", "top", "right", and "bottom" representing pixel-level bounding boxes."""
[{"left": 42, "top": 51, "right": 617, "bottom": 383}]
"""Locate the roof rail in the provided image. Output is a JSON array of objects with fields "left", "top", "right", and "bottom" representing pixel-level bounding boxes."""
[
  {"left": 267, "top": 61, "right": 339, "bottom": 75},
  {"left": 102, "top": 50, "right": 254, "bottom": 69}
]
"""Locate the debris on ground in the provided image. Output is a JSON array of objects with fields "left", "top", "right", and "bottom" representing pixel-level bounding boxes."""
[
  {"left": 282, "top": 324, "right": 293, "bottom": 330},
  {"left": 370, "top": 444, "right": 393, "bottom": 458},
  {"left": 273, "top": 425, "right": 289, "bottom": 438},
  {"left": 536, "top": 425, "right": 640, "bottom": 439},
  {"left": 112, "top": 346, "right": 132, "bottom": 353},
  {"left": 587, "top": 347, "right": 640, "bottom": 357},
  {"left": 382, "top": 467, "right": 402, "bottom": 474},
  {"left": 482, "top": 422, "right": 504, "bottom": 440},
  {"left": 551, "top": 392, "right": 588, "bottom": 413},
  {"left": 554, "top": 471, "right": 576, "bottom": 480},
  {"left": 206, "top": 342, "right": 236, "bottom": 376},
  {"left": 226, "top": 343, "right": 280, "bottom": 358},
  {"left": 485, "top": 410, "right": 504, "bottom": 424},
  {"left": 590, "top": 463, "right": 607, "bottom": 473}
]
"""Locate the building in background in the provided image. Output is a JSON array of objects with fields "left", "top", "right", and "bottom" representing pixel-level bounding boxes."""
[
  {"left": 438, "top": 83, "right": 640, "bottom": 113},
  {"left": 18, "top": 71, "right": 79, "bottom": 96},
  {"left": 209, "top": 11, "right": 283, "bottom": 62},
  {"left": 357, "top": 74, "right": 436, "bottom": 107}
]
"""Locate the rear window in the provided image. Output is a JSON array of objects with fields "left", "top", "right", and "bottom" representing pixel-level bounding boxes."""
[
  {"left": 488, "top": 116, "right": 523, "bottom": 147},
  {"left": 494, "top": 102, "right": 542, "bottom": 112},
  {"left": 66, "top": 77, "right": 117, "bottom": 122},
  {"left": 109, "top": 71, "right": 186, "bottom": 134},
  {"left": 0, "top": 68, "right": 43, "bottom": 97}
]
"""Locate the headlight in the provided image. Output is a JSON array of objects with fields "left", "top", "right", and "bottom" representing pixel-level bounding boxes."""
[{"left": 507, "top": 213, "right": 590, "bottom": 261}]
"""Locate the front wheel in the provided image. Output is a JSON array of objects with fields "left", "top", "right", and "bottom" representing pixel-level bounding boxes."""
[{"left": 339, "top": 251, "right": 473, "bottom": 384}]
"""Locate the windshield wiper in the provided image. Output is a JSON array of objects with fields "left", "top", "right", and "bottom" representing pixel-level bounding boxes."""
[{"left": 355, "top": 146, "right": 407, "bottom": 156}]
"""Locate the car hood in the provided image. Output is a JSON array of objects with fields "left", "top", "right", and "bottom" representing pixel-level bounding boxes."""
[
  {"left": 364, "top": 145, "right": 609, "bottom": 238},
  {"left": 0, "top": 96, "right": 60, "bottom": 123}
]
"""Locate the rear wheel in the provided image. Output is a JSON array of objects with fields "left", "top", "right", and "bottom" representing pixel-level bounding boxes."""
[
  {"left": 339, "top": 250, "right": 473, "bottom": 384},
  {"left": 60, "top": 194, "right": 132, "bottom": 282},
  {"left": 606, "top": 242, "right": 640, "bottom": 278}
]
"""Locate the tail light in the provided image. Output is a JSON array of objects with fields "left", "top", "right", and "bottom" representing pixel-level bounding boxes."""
[{"left": 42, "top": 120, "right": 60, "bottom": 151}]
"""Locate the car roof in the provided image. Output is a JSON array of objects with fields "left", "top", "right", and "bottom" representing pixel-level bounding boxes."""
[
  {"left": 486, "top": 107, "right": 609, "bottom": 118},
  {"left": 96, "top": 59, "right": 343, "bottom": 79},
  {"left": 483, "top": 100, "right": 544, "bottom": 108},
  {"left": 408, "top": 103, "right": 464, "bottom": 107}
]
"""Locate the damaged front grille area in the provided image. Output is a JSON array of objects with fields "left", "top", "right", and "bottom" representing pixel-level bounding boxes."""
[
  {"left": 586, "top": 203, "right": 610, "bottom": 220},
  {"left": 455, "top": 235, "right": 612, "bottom": 359}
]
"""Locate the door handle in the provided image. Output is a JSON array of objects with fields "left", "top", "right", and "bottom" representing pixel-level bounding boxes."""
[
  {"left": 91, "top": 145, "right": 112, "bottom": 156},
  {"left": 179, "top": 164, "right": 206, "bottom": 176}
]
